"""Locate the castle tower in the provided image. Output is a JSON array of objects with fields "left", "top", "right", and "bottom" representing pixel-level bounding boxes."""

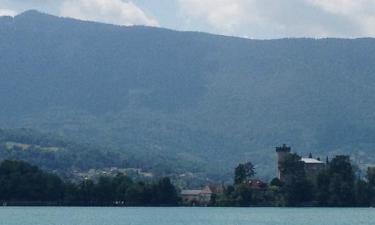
[{"left": 276, "top": 144, "right": 291, "bottom": 181}]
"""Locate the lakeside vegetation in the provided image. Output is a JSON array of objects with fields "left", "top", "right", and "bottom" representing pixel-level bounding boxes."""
[
  {"left": 215, "top": 155, "right": 375, "bottom": 207},
  {"left": 0, "top": 160, "right": 179, "bottom": 206},
  {"left": 1, "top": 156, "right": 375, "bottom": 207}
]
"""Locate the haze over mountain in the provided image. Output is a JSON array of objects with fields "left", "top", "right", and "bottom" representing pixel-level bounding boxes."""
[{"left": 1, "top": 10, "right": 375, "bottom": 179}]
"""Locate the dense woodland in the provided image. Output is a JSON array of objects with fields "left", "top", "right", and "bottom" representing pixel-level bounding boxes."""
[{"left": 0, "top": 160, "right": 179, "bottom": 206}]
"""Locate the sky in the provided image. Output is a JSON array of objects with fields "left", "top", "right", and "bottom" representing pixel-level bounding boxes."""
[{"left": 1, "top": 0, "right": 375, "bottom": 39}]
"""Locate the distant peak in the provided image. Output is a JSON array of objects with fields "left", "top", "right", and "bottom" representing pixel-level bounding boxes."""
[{"left": 16, "top": 10, "right": 49, "bottom": 18}]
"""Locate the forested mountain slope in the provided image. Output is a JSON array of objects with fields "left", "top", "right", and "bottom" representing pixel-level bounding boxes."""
[
  {"left": 0, "top": 128, "right": 122, "bottom": 172},
  {"left": 1, "top": 10, "right": 375, "bottom": 178}
]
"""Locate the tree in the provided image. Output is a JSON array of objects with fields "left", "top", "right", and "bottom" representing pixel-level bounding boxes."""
[
  {"left": 235, "top": 184, "right": 253, "bottom": 206},
  {"left": 327, "top": 155, "right": 355, "bottom": 206},
  {"left": 155, "top": 177, "right": 179, "bottom": 205},
  {"left": 355, "top": 179, "right": 370, "bottom": 207},
  {"left": 95, "top": 176, "right": 115, "bottom": 204},
  {"left": 316, "top": 170, "right": 330, "bottom": 206},
  {"left": 76, "top": 179, "right": 96, "bottom": 204},
  {"left": 0, "top": 160, "right": 65, "bottom": 202},
  {"left": 367, "top": 167, "right": 375, "bottom": 187},
  {"left": 234, "top": 162, "right": 255, "bottom": 185},
  {"left": 366, "top": 167, "right": 375, "bottom": 205},
  {"left": 270, "top": 178, "right": 283, "bottom": 187},
  {"left": 113, "top": 173, "right": 133, "bottom": 202},
  {"left": 280, "top": 153, "right": 313, "bottom": 206},
  {"left": 219, "top": 185, "right": 237, "bottom": 206}
]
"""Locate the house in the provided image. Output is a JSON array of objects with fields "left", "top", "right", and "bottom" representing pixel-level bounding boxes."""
[
  {"left": 181, "top": 189, "right": 205, "bottom": 205},
  {"left": 181, "top": 189, "right": 211, "bottom": 206},
  {"left": 245, "top": 179, "right": 267, "bottom": 189},
  {"left": 180, "top": 184, "right": 224, "bottom": 206}
]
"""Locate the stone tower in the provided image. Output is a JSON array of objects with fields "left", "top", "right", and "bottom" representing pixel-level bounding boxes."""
[{"left": 276, "top": 144, "right": 291, "bottom": 181}]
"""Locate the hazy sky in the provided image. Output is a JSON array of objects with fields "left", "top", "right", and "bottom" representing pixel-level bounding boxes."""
[{"left": 0, "top": 0, "right": 375, "bottom": 39}]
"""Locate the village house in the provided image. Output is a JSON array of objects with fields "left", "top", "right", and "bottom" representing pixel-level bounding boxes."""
[
  {"left": 180, "top": 184, "right": 224, "bottom": 206},
  {"left": 244, "top": 179, "right": 267, "bottom": 189}
]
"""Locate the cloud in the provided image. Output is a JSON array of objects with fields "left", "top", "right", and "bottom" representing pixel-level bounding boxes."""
[
  {"left": 0, "top": 8, "right": 16, "bottom": 17},
  {"left": 178, "top": 0, "right": 375, "bottom": 38},
  {"left": 60, "top": 0, "right": 159, "bottom": 26},
  {"left": 178, "top": 0, "right": 255, "bottom": 34},
  {"left": 307, "top": 0, "right": 375, "bottom": 36}
]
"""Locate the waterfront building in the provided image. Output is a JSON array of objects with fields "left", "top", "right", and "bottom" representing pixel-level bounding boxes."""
[{"left": 276, "top": 144, "right": 325, "bottom": 182}]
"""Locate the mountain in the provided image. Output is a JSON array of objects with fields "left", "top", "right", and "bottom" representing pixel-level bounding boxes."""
[{"left": 1, "top": 10, "right": 375, "bottom": 179}]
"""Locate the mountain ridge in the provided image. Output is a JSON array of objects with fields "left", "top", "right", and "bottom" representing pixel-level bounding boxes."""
[{"left": 10, "top": 10, "right": 372, "bottom": 41}]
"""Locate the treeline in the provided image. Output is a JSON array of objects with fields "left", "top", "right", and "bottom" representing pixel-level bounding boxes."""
[
  {"left": 215, "top": 155, "right": 375, "bottom": 207},
  {"left": 3, "top": 156, "right": 375, "bottom": 207},
  {"left": 0, "top": 160, "right": 179, "bottom": 206}
]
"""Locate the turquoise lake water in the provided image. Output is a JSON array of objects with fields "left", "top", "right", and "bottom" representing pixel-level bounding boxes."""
[{"left": 0, "top": 207, "right": 374, "bottom": 225}]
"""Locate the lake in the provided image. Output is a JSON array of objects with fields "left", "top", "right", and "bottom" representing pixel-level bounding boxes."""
[{"left": 0, "top": 207, "right": 374, "bottom": 225}]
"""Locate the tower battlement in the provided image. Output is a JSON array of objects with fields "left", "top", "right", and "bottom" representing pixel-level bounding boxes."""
[{"left": 276, "top": 144, "right": 291, "bottom": 153}]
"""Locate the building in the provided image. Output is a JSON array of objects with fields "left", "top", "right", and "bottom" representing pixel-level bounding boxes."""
[
  {"left": 180, "top": 184, "right": 224, "bottom": 206},
  {"left": 276, "top": 144, "right": 325, "bottom": 182},
  {"left": 181, "top": 187, "right": 212, "bottom": 206},
  {"left": 276, "top": 144, "right": 292, "bottom": 181},
  {"left": 301, "top": 157, "right": 325, "bottom": 180},
  {"left": 245, "top": 179, "right": 267, "bottom": 189},
  {"left": 181, "top": 189, "right": 208, "bottom": 206}
]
